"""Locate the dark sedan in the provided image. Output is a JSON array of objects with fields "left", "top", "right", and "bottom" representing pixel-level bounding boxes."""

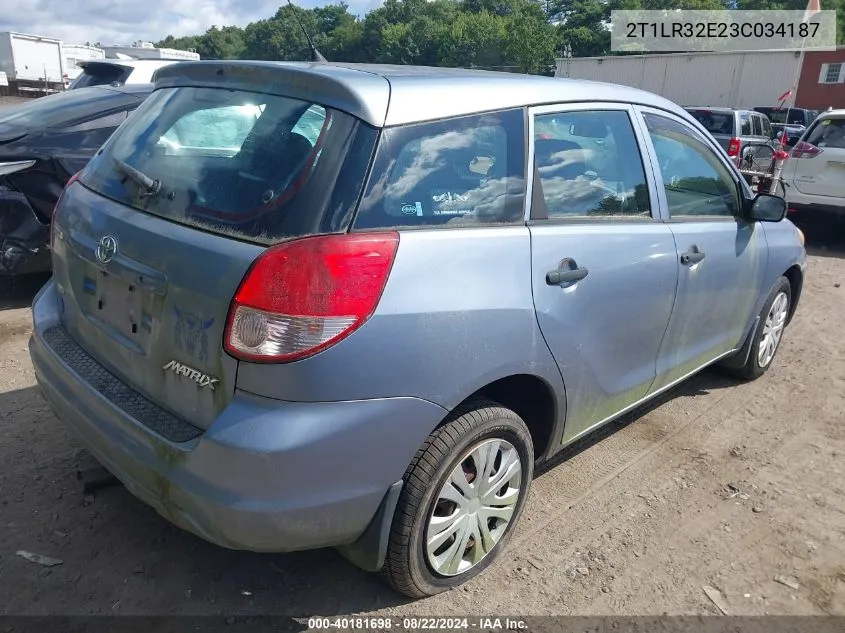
[{"left": 0, "top": 84, "right": 152, "bottom": 276}]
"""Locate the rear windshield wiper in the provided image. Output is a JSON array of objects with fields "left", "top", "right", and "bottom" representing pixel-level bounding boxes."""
[{"left": 113, "top": 158, "right": 162, "bottom": 197}]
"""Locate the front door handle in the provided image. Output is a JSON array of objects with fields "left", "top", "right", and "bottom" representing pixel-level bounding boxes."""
[
  {"left": 680, "top": 248, "right": 706, "bottom": 266},
  {"left": 546, "top": 258, "right": 589, "bottom": 286}
]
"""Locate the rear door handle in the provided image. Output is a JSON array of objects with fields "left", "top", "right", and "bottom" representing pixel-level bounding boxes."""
[
  {"left": 546, "top": 258, "right": 589, "bottom": 286},
  {"left": 680, "top": 248, "right": 706, "bottom": 266}
]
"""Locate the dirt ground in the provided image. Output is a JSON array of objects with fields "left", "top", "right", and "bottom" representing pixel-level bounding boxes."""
[{"left": 0, "top": 211, "right": 843, "bottom": 618}]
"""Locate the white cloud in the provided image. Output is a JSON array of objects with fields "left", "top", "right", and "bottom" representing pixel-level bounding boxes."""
[{"left": 1, "top": 0, "right": 381, "bottom": 47}]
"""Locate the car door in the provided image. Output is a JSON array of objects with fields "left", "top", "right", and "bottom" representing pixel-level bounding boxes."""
[
  {"left": 635, "top": 107, "right": 769, "bottom": 393},
  {"left": 788, "top": 114, "right": 845, "bottom": 201},
  {"left": 528, "top": 104, "right": 678, "bottom": 444}
]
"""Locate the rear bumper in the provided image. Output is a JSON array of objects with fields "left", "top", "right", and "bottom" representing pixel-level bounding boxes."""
[
  {"left": 30, "top": 280, "right": 447, "bottom": 554},
  {"left": 785, "top": 189, "right": 845, "bottom": 217}
]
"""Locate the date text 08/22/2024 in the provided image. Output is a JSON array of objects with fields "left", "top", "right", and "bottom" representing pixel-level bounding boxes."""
[{"left": 306, "top": 617, "right": 529, "bottom": 630}]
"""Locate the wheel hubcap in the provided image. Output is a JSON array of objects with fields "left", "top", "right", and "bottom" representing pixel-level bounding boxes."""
[
  {"left": 758, "top": 291, "right": 789, "bottom": 368},
  {"left": 425, "top": 439, "right": 522, "bottom": 577}
]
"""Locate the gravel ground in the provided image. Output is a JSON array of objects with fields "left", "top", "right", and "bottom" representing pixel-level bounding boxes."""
[{"left": 0, "top": 211, "right": 843, "bottom": 617}]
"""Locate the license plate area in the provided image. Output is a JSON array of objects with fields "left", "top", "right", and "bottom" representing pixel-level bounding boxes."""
[{"left": 89, "top": 269, "right": 151, "bottom": 346}]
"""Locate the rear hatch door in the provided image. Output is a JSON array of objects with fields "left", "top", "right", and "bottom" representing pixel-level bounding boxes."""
[{"left": 51, "top": 77, "right": 380, "bottom": 429}]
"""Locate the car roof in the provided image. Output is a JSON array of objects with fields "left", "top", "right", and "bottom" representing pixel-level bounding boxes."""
[
  {"left": 153, "top": 60, "right": 691, "bottom": 128},
  {"left": 819, "top": 109, "right": 845, "bottom": 119}
]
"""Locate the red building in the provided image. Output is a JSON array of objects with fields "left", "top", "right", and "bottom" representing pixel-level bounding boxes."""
[{"left": 796, "top": 46, "right": 845, "bottom": 109}]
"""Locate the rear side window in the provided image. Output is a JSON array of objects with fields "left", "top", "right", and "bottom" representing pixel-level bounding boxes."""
[
  {"left": 751, "top": 115, "right": 763, "bottom": 136},
  {"left": 353, "top": 109, "right": 525, "bottom": 230},
  {"left": 805, "top": 117, "right": 845, "bottom": 149},
  {"left": 740, "top": 113, "right": 752, "bottom": 136},
  {"left": 532, "top": 110, "right": 651, "bottom": 218},
  {"left": 81, "top": 87, "right": 378, "bottom": 244},
  {"left": 760, "top": 117, "right": 772, "bottom": 138}
]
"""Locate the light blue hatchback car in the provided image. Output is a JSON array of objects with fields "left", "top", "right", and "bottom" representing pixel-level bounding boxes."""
[{"left": 29, "top": 61, "right": 806, "bottom": 598}]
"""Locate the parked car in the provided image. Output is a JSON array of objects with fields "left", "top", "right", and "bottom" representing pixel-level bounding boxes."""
[
  {"left": 770, "top": 123, "right": 806, "bottom": 149},
  {"left": 0, "top": 84, "right": 152, "bottom": 276},
  {"left": 782, "top": 109, "right": 845, "bottom": 218},
  {"left": 68, "top": 59, "right": 179, "bottom": 89},
  {"left": 754, "top": 106, "right": 821, "bottom": 129},
  {"left": 684, "top": 107, "right": 775, "bottom": 169},
  {"left": 30, "top": 61, "right": 806, "bottom": 598}
]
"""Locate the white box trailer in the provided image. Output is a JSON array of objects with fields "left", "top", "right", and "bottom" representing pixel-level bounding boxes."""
[
  {"left": 0, "top": 32, "right": 64, "bottom": 89},
  {"left": 62, "top": 44, "right": 106, "bottom": 81},
  {"left": 556, "top": 50, "right": 804, "bottom": 109}
]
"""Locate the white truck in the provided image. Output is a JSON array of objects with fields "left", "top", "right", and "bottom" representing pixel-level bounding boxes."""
[{"left": 0, "top": 31, "right": 65, "bottom": 94}]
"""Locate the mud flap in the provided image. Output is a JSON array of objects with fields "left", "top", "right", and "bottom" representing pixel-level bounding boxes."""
[
  {"left": 336, "top": 480, "right": 403, "bottom": 573},
  {"left": 719, "top": 315, "right": 760, "bottom": 371},
  {"left": 0, "top": 188, "right": 50, "bottom": 275}
]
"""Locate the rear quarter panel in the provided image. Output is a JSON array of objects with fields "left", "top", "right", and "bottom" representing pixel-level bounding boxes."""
[{"left": 235, "top": 226, "right": 565, "bottom": 411}]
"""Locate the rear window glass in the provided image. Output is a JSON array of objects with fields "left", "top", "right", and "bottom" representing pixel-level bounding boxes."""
[
  {"left": 353, "top": 109, "right": 525, "bottom": 230},
  {"left": 686, "top": 110, "right": 734, "bottom": 135},
  {"left": 0, "top": 87, "right": 136, "bottom": 129},
  {"left": 70, "top": 65, "right": 131, "bottom": 89},
  {"left": 806, "top": 117, "right": 845, "bottom": 149},
  {"left": 81, "top": 87, "right": 378, "bottom": 244}
]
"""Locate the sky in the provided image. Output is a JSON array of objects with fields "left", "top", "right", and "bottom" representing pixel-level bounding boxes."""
[{"left": 0, "top": 0, "right": 383, "bottom": 47}]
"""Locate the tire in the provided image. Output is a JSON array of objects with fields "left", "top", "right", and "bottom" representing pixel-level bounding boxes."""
[
  {"left": 724, "top": 276, "right": 792, "bottom": 381},
  {"left": 381, "top": 398, "right": 534, "bottom": 598}
]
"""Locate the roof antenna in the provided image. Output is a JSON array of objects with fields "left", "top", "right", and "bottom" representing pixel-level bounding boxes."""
[{"left": 287, "top": 0, "right": 328, "bottom": 63}]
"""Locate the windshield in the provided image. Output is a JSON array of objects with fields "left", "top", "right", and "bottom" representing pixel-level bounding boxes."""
[
  {"left": 686, "top": 110, "right": 733, "bottom": 135},
  {"left": 0, "top": 87, "right": 136, "bottom": 129},
  {"left": 80, "top": 86, "right": 377, "bottom": 245},
  {"left": 755, "top": 107, "right": 810, "bottom": 125}
]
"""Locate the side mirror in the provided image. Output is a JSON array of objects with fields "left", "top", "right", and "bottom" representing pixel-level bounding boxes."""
[{"left": 748, "top": 193, "right": 787, "bottom": 222}]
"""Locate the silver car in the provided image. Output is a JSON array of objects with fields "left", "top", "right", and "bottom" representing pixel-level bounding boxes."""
[{"left": 29, "top": 62, "right": 806, "bottom": 598}]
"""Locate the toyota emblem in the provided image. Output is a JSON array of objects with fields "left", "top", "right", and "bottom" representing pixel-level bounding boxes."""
[{"left": 95, "top": 235, "right": 118, "bottom": 264}]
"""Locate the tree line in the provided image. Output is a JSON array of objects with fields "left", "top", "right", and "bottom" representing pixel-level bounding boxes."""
[{"left": 155, "top": 0, "right": 845, "bottom": 75}]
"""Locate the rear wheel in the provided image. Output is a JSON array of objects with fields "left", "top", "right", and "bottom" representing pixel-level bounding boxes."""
[{"left": 381, "top": 399, "right": 533, "bottom": 598}]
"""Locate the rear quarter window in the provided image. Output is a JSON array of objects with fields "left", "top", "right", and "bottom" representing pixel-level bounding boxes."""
[{"left": 353, "top": 109, "right": 526, "bottom": 230}]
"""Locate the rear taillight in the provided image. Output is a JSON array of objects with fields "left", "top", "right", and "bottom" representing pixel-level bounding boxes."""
[
  {"left": 727, "top": 137, "right": 741, "bottom": 157},
  {"left": 50, "top": 171, "right": 81, "bottom": 251},
  {"left": 790, "top": 141, "right": 822, "bottom": 159},
  {"left": 224, "top": 232, "right": 400, "bottom": 363}
]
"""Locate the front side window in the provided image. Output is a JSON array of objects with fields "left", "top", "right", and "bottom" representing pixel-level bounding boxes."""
[
  {"left": 761, "top": 117, "right": 773, "bottom": 138},
  {"left": 353, "top": 109, "right": 525, "bottom": 230},
  {"left": 644, "top": 113, "right": 739, "bottom": 218},
  {"left": 81, "top": 86, "right": 377, "bottom": 244},
  {"left": 532, "top": 110, "right": 651, "bottom": 218}
]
